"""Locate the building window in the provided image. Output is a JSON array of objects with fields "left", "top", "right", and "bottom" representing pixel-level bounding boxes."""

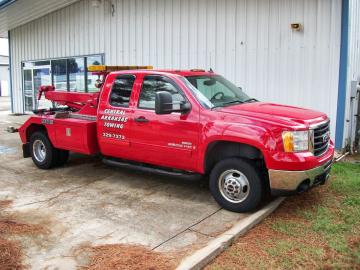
[
  {"left": 52, "top": 59, "right": 67, "bottom": 90},
  {"left": 23, "top": 54, "right": 103, "bottom": 93},
  {"left": 69, "top": 57, "right": 85, "bottom": 92},
  {"left": 22, "top": 54, "right": 104, "bottom": 111},
  {"left": 86, "top": 55, "right": 103, "bottom": 92}
]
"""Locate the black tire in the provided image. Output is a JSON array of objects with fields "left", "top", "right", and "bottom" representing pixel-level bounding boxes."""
[
  {"left": 209, "top": 158, "right": 263, "bottom": 212},
  {"left": 29, "top": 131, "right": 57, "bottom": 169},
  {"left": 55, "top": 149, "right": 69, "bottom": 167}
]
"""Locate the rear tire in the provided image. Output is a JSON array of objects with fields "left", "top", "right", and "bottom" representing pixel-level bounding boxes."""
[
  {"left": 209, "top": 158, "right": 263, "bottom": 212},
  {"left": 30, "top": 131, "right": 57, "bottom": 169}
]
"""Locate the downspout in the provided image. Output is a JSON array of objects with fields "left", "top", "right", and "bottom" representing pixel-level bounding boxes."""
[{"left": 335, "top": 0, "right": 350, "bottom": 151}]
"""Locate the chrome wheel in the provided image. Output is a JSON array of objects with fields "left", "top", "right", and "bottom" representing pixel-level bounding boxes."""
[
  {"left": 218, "top": 169, "right": 250, "bottom": 203},
  {"left": 33, "top": 139, "right": 46, "bottom": 163}
]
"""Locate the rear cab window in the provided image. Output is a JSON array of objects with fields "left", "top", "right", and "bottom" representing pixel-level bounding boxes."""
[{"left": 109, "top": 75, "right": 136, "bottom": 107}]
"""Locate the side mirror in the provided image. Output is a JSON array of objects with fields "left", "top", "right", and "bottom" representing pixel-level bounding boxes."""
[
  {"left": 155, "top": 91, "right": 191, "bottom": 115},
  {"left": 155, "top": 91, "right": 173, "bottom": 114}
]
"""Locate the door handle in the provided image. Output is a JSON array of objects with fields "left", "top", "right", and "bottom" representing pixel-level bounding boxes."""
[{"left": 134, "top": 116, "right": 149, "bottom": 123}]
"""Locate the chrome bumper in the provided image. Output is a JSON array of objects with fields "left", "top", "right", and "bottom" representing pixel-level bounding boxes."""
[{"left": 268, "top": 160, "right": 332, "bottom": 195}]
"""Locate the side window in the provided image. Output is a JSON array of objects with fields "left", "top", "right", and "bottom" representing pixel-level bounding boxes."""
[
  {"left": 109, "top": 75, "right": 136, "bottom": 107},
  {"left": 139, "top": 76, "right": 185, "bottom": 110}
]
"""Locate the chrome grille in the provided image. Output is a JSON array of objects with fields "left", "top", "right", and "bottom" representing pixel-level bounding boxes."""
[{"left": 312, "top": 121, "right": 330, "bottom": 156}]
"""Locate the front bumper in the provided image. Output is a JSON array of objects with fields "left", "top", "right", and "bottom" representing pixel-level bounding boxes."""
[{"left": 269, "top": 159, "right": 333, "bottom": 196}]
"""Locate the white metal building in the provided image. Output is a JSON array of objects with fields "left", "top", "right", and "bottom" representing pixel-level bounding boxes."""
[
  {"left": 0, "top": 0, "right": 359, "bottom": 150},
  {"left": 0, "top": 54, "right": 9, "bottom": 96}
]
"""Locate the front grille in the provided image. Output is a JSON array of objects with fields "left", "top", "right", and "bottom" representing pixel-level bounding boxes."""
[{"left": 313, "top": 120, "right": 330, "bottom": 156}]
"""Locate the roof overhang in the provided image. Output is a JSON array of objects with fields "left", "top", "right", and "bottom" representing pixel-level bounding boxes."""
[
  {"left": 0, "top": 0, "right": 80, "bottom": 38},
  {"left": 0, "top": 0, "right": 16, "bottom": 9}
]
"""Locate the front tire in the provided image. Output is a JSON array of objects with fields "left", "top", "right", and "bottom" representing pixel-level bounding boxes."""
[
  {"left": 30, "top": 131, "right": 57, "bottom": 169},
  {"left": 209, "top": 158, "right": 263, "bottom": 212}
]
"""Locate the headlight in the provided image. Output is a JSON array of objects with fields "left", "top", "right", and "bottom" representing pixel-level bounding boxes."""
[{"left": 282, "top": 130, "right": 312, "bottom": 152}]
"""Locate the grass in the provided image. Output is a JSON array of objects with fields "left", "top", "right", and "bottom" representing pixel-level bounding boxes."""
[{"left": 206, "top": 160, "right": 360, "bottom": 270}]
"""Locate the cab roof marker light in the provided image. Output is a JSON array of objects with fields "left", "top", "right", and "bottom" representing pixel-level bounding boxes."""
[
  {"left": 88, "top": 65, "right": 153, "bottom": 72},
  {"left": 190, "top": 69, "right": 206, "bottom": 72}
]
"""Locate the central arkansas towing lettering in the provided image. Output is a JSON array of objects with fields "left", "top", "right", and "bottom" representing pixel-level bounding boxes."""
[
  {"left": 100, "top": 115, "right": 128, "bottom": 122},
  {"left": 101, "top": 109, "right": 128, "bottom": 130}
]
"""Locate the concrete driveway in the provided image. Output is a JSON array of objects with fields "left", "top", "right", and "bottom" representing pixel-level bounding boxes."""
[{"left": 0, "top": 98, "right": 251, "bottom": 269}]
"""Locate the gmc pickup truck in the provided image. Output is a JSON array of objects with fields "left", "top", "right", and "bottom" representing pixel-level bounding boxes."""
[{"left": 18, "top": 66, "right": 334, "bottom": 212}]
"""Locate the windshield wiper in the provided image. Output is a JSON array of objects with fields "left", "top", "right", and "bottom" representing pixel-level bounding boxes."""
[
  {"left": 243, "top": 98, "right": 258, "bottom": 103},
  {"left": 211, "top": 100, "right": 244, "bottom": 109},
  {"left": 223, "top": 100, "right": 245, "bottom": 105}
]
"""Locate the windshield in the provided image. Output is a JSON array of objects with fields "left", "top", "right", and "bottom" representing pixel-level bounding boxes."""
[{"left": 183, "top": 75, "right": 254, "bottom": 109}]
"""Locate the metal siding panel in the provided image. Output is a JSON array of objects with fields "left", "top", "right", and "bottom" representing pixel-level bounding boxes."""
[
  {"left": 215, "top": 0, "right": 225, "bottom": 75},
  {"left": 197, "top": 0, "right": 207, "bottom": 69},
  {"left": 188, "top": 0, "right": 198, "bottom": 69},
  {"left": 163, "top": 0, "right": 172, "bottom": 68},
  {"left": 155, "top": 0, "right": 164, "bottom": 67},
  {"left": 235, "top": 0, "right": 246, "bottom": 88},
  {"left": 122, "top": 0, "right": 130, "bottom": 64},
  {"left": 82, "top": 0, "right": 89, "bottom": 55},
  {"left": 8, "top": 0, "right": 342, "bottom": 142},
  {"left": 172, "top": 0, "right": 181, "bottom": 68},
  {"left": 256, "top": 0, "right": 270, "bottom": 100},
  {"left": 267, "top": 0, "right": 281, "bottom": 104},
  {"left": 179, "top": 0, "right": 189, "bottom": 69},
  {"left": 207, "top": 0, "right": 216, "bottom": 68}
]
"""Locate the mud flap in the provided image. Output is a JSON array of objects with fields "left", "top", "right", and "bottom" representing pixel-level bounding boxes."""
[{"left": 22, "top": 143, "right": 30, "bottom": 158}]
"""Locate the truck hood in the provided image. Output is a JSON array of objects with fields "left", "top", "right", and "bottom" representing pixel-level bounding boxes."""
[{"left": 217, "top": 102, "right": 328, "bottom": 128}]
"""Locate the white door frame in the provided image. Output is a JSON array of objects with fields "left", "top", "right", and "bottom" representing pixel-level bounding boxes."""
[{"left": 23, "top": 65, "right": 51, "bottom": 112}]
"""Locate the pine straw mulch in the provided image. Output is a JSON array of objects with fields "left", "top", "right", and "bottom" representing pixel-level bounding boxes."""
[
  {"left": 0, "top": 200, "right": 48, "bottom": 270},
  {"left": 78, "top": 243, "right": 177, "bottom": 270},
  {"left": 206, "top": 184, "right": 359, "bottom": 270}
]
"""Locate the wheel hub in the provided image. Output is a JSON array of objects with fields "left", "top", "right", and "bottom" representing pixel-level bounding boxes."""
[
  {"left": 219, "top": 170, "right": 250, "bottom": 203},
  {"left": 33, "top": 139, "right": 46, "bottom": 163}
]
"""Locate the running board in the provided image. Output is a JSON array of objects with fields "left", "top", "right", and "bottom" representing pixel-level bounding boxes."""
[{"left": 103, "top": 158, "right": 202, "bottom": 181}]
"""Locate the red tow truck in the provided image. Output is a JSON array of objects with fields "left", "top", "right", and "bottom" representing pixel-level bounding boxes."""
[{"left": 18, "top": 66, "right": 334, "bottom": 212}]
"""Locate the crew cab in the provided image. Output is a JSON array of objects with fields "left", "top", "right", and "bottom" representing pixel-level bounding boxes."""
[{"left": 18, "top": 66, "right": 334, "bottom": 212}]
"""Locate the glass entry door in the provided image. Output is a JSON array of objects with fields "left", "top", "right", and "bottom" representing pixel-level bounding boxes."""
[
  {"left": 23, "top": 66, "right": 51, "bottom": 112},
  {"left": 23, "top": 69, "right": 34, "bottom": 112}
]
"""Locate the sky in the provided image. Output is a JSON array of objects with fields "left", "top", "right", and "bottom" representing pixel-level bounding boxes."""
[{"left": 0, "top": 38, "right": 9, "bottom": 55}]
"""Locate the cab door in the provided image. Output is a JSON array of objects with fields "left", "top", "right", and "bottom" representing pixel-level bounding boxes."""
[
  {"left": 97, "top": 73, "right": 138, "bottom": 159},
  {"left": 131, "top": 75, "right": 200, "bottom": 171}
]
